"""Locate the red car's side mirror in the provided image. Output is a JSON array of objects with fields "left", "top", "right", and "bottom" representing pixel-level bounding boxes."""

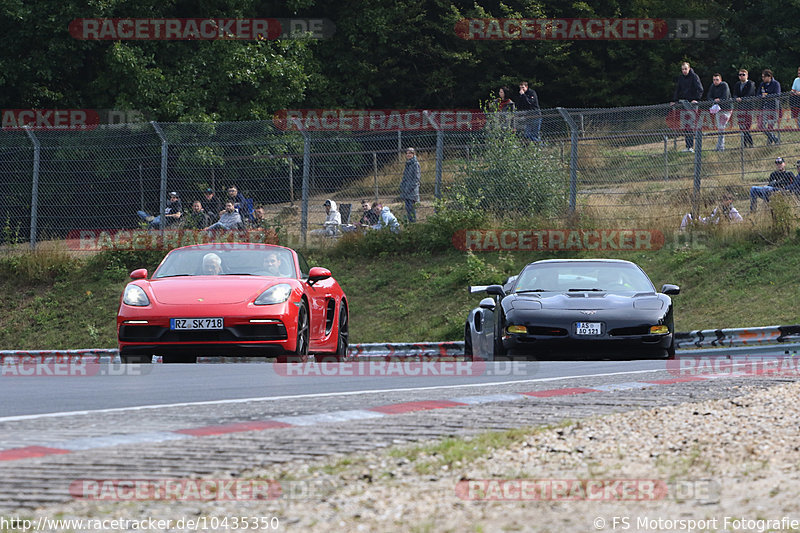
[
  {"left": 307, "top": 267, "right": 331, "bottom": 286},
  {"left": 130, "top": 268, "right": 148, "bottom": 280}
]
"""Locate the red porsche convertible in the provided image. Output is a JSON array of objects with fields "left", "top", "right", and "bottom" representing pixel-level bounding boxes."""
[{"left": 117, "top": 243, "right": 348, "bottom": 363}]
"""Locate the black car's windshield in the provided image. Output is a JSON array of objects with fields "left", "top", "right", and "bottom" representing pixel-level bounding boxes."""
[
  {"left": 153, "top": 245, "right": 296, "bottom": 279},
  {"left": 514, "top": 262, "right": 655, "bottom": 293}
]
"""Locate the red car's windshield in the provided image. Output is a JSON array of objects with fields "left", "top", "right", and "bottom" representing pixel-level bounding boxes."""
[{"left": 153, "top": 246, "right": 296, "bottom": 278}]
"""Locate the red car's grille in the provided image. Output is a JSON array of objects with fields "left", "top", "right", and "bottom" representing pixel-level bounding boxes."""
[{"left": 119, "top": 324, "right": 287, "bottom": 342}]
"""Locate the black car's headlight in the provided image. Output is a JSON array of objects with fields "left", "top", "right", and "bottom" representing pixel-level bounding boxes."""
[
  {"left": 122, "top": 284, "right": 150, "bottom": 306},
  {"left": 255, "top": 283, "right": 292, "bottom": 305},
  {"left": 649, "top": 325, "right": 670, "bottom": 334}
]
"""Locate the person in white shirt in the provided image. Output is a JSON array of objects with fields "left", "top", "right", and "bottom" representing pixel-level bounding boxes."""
[{"left": 680, "top": 193, "right": 743, "bottom": 230}]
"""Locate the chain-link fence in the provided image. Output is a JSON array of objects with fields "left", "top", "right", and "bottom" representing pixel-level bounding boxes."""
[{"left": 2, "top": 94, "right": 799, "bottom": 252}]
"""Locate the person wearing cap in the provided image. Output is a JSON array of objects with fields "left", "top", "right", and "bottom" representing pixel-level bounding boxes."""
[
  {"left": 400, "top": 147, "right": 421, "bottom": 222},
  {"left": 749, "top": 157, "right": 795, "bottom": 212},
  {"left": 707, "top": 73, "right": 732, "bottom": 151},
  {"left": 201, "top": 187, "right": 222, "bottom": 222},
  {"left": 310, "top": 199, "right": 342, "bottom": 237},
  {"left": 136, "top": 191, "right": 182, "bottom": 229}
]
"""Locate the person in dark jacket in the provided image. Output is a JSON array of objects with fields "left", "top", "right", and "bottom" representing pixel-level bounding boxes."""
[
  {"left": 517, "top": 81, "right": 541, "bottom": 142},
  {"left": 399, "top": 147, "right": 421, "bottom": 222},
  {"left": 707, "top": 73, "right": 732, "bottom": 151},
  {"left": 733, "top": 69, "right": 757, "bottom": 148},
  {"left": 758, "top": 69, "right": 781, "bottom": 145},
  {"left": 750, "top": 157, "right": 794, "bottom": 212},
  {"left": 671, "top": 62, "right": 704, "bottom": 152}
]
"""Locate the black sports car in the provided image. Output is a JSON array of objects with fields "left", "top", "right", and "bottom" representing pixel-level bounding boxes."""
[{"left": 465, "top": 259, "right": 680, "bottom": 360}]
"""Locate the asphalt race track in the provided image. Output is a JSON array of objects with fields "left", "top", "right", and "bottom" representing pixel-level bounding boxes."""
[{"left": 0, "top": 348, "right": 797, "bottom": 510}]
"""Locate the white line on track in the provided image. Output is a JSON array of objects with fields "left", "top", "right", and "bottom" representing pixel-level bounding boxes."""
[{"left": 0, "top": 361, "right": 768, "bottom": 423}]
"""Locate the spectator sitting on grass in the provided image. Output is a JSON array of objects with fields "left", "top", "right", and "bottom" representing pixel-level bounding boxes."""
[
  {"left": 310, "top": 199, "right": 342, "bottom": 237},
  {"left": 749, "top": 157, "right": 794, "bottom": 212},
  {"left": 370, "top": 202, "right": 400, "bottom": 233},
  {"left": 137, "top": 191, "right": 182, "bottom": 229},
  {"left": 184, "top": 200, "right": 211, "bottom": 229},
  {"left": 680, "top": 193, "right": 743, "bottom": 230},
  {"left": 204, "top": 201, "right": 242, "bottom": 232}
]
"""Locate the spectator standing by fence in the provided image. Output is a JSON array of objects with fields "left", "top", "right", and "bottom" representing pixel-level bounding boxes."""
[
  {"left": 496, "top": 86, "right": 516, "bottom": 130},
  {"left": 733, "top": 69, "right": 756, "bottom": 148},
  {"left": 707, "top": 73, "right": 732, "bottom": 151},
  {"left": 758, "top": 69, "right": 781, "bottom": 146},
  {"left": 671, "top": 61, "right": 704, "bottom": 152},
  {"left": 400, "top": 147, "right": 421, "bottom": 223},
  {"left": 790, "top": 66, "right": 800, "bottom": 129},
  {"left": 517, "top": 81, "right": 541, "bottom": 142}
]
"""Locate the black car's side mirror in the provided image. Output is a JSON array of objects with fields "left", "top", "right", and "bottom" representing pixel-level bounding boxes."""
[
  {"left": 479, "top": 297, "right": 496, "bottom": 311},
  {"left": 486, "top": 285, "right": 505, "bottom": 297},
  {"left": 661, "top": 284, "right": 680, "bottom": 295}
]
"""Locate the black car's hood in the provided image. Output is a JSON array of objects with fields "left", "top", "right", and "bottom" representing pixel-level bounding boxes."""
[{"left": 508, "top": 292, "right": 664, "bottom": 311}]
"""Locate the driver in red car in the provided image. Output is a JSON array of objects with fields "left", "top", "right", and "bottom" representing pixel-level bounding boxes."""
[
  {"left": 261, "top": 252, "right": 283, "bottom": 276},
  {"left": 202, "top": 253, "right": 223, "bottom": 275}
]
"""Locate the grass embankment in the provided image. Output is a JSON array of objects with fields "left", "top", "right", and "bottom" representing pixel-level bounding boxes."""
[{"left": 0, "top": 215, "right": 799, "bottom": 350}]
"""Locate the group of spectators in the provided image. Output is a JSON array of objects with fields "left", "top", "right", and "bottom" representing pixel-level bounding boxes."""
[
  {"left": 495, "top": 81, "right": 542, "bottom": 142},
  {"left": 136, "top": 185, "right": 271, "bottom": 233},
  {"left": 670, "top": 62, "right": 800, "bottom": 152}
]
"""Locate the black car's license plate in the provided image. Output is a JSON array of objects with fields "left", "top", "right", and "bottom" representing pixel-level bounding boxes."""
[
  {"left": 170, "top": 318, "right": 224, "bottom": 330},
  {"left": 576, "top": 322, "right": 601, "bottom": 335}
]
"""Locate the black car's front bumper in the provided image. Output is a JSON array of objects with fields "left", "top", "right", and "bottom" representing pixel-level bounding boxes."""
[{"left": 502, "top": 333, "right": 672, "bottom": 358}]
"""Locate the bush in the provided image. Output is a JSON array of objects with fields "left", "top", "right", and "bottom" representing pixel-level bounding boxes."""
[
  {"left": 0, "top": 250, "right": 77, "bottom": 283},
  {"left": 454, "top": 101, "right": 566, "bottom": 217},
  {"left": 328, "top": 197, "right": 487, "bottom": 258}
]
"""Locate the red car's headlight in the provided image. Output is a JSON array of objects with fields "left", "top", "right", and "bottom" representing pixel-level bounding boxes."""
[
  {"left": 254, "top": 283, "right": 292, "bottom": 305},
  {"left": 122, "top": 284, "right": 150, "bottom": 306}
]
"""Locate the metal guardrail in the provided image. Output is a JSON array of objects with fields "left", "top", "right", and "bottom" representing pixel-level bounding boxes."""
[
  {"left": 2, "top": 325, "right": 800, "bottom": 361},
  {"left": 674, "top": 325, "right": 800, "bottom": 349}
]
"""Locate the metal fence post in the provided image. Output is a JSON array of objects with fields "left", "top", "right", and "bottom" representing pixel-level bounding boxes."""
[
  {"left": 150, "top": 121, "right": 168, "bottom": 237},
  {"left": 664, "top": 135, "right": 669, "bottom": 181},
  {"left": 423, "top": 111, "right": 443, "bottom": 201},
  {"left": 22, "top": 127, "right": 39, "bottom": 250},
  {"left": 373, "top": 152, "right": 379, "bottom": 202},
  {"left": 288, "top": 156, "right": 294, "bottom": 205},
  {"left": 556, "top": 108, "right": 579, "bottom": 214},
  {"left": 692, "top": 130, "right": 703, "bottom": 219}
]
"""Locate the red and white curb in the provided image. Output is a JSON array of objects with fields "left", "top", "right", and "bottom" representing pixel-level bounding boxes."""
[{"left": 0, "top": 374, "right": 736, "bottom": 463}]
